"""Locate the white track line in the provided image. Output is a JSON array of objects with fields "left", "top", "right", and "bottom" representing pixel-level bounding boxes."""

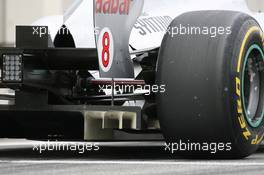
[{"left": 0, "top": 160, "right": 264, "bottom": 166}]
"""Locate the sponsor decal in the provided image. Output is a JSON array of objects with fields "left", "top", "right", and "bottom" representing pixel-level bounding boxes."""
[
  {"left": 134, "top": 16, "right": 173, "bottom": 35},
  {"left": 96, "top": 0, "right": 131, "bottom": 15}
]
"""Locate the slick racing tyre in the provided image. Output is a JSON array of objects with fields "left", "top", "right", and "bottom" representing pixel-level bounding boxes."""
[{"left": 156, "top": 11, "right": 264, "bottom": 158}]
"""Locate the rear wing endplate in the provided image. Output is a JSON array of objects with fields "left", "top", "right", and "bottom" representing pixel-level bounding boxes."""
[{"left": 94, "top": 0, "right": 144, "bottom": 78}]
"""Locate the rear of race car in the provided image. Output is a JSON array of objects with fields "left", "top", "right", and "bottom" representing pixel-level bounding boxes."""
[{"left": 0, "top": 0, "right": 264, "bottom": 158}]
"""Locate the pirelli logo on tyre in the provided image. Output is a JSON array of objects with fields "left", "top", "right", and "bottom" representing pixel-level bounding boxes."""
[
  {"left": 235, "top": 26, "right": 264, "bottom": 145},
  {"left": 235, "top": 77, "right": 252, "bottom": 141}
]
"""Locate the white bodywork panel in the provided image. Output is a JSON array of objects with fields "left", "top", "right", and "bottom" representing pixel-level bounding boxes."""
[
  {"left": 64, "top": 0, "right": 95, "bottom": 48},
  {"left": 130, "top": 0, "right": 264, "bottom": 49},
  {"left": 33, "top": 0, "right": 264, "bottom": 50}
]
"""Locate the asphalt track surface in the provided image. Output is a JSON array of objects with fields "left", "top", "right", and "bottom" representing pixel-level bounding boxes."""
[{"left": 0, "top": 140, "right": 264, "bottom": 175}]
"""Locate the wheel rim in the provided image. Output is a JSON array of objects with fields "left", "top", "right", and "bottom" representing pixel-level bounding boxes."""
[{"left": 242, "top": 44, "right": 264, "bottom": 128}]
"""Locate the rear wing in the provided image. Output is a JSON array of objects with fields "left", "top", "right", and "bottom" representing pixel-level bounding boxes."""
[{"left": 94, "top": 0, "right": 144, "bottom": 78}]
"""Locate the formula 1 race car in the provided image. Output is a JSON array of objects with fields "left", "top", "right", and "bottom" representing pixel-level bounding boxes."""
[{"left": 1, "top": 0, "right": 264, "bottom": 158}]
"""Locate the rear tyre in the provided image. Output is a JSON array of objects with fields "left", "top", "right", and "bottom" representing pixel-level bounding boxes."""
[{"left": 156, "top": 11, "right": 264, "bottom": 158}]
